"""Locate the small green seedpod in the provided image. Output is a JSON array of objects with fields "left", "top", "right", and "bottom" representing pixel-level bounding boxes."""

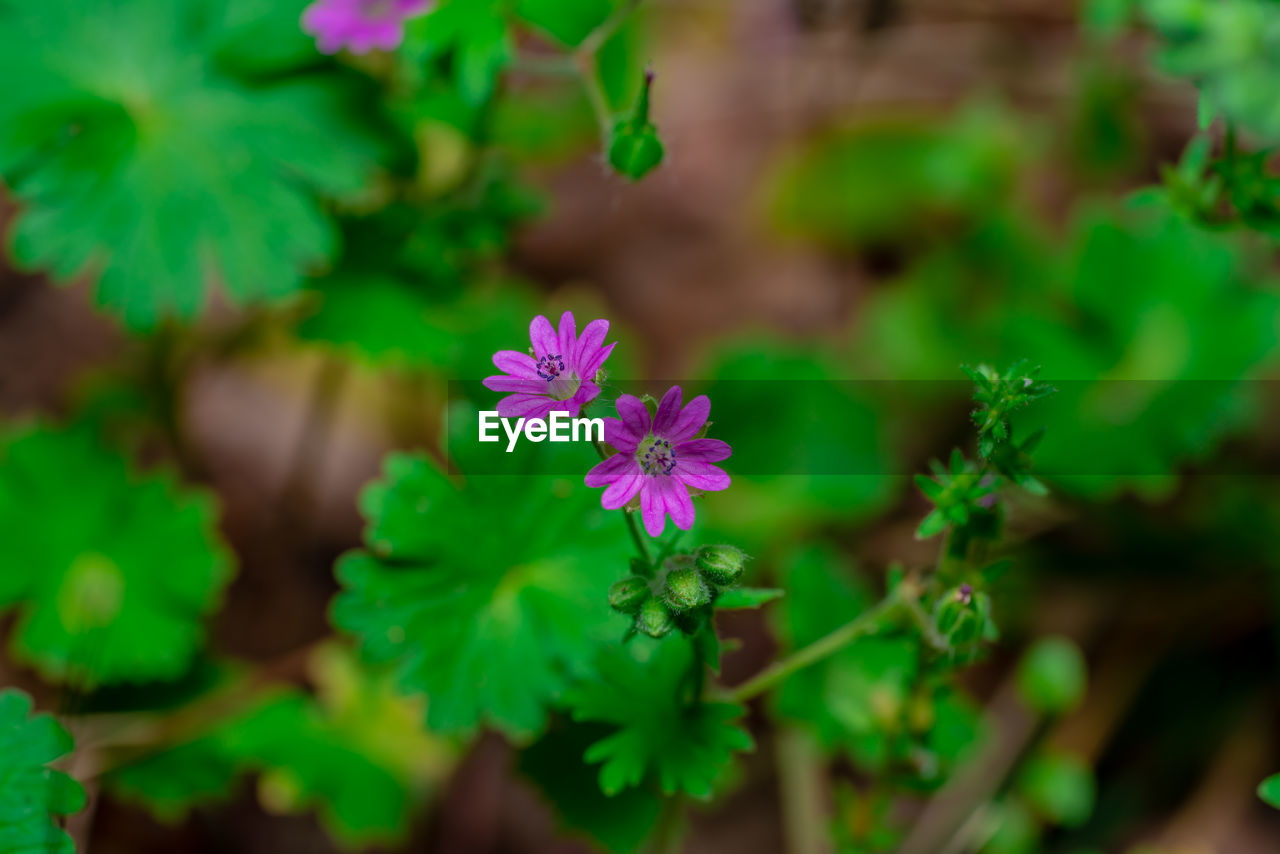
[
  {"left": 663, "top": 566, "right": 711, "bottom": 612},
  {"left": 636, "top": 597, "right": 676, "bottom": 638},
  {"left": 609, "top": 577, "right": 651, "bottom": 614},
  {"left": 695, "top": 545, "right": 746, "bottom": 587}
]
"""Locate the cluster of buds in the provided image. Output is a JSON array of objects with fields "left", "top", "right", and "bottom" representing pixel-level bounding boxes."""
[{"left": 609, "top": 545, "right": 748, "bottom": 638}]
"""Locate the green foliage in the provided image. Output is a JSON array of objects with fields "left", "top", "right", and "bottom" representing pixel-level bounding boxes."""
[
  {"left": 1016, "top": 637, "right": 1088, "bottom": 715},
  {"left": 607, "top": 71, "right": 664, "bottom": 181},
  {"left": 332, "top": 453, "right": 627, "bottom": 737},
  {"left": 0, "top": 689, "right": 86, "bottom": 854},
  {"left": 713, "top": 587, "right": 785, "bottom": 610},
  {"left": 567, "top": 641, "right": 753, "bottom": 798},
  {"left": 770, "top": 104, "right": 1027, "bottom": 249},
  {"left": 0, "top": 0, "right": 385, "bottom": 328},
  {"left": 1016, "top": 752, "right": 1096, "bottom": 827},
  {"left": 107, "top": 644, "right": 449, "bottom": 846},
  {"left": 520, "top": 723, "right": 662, "bottom": 854},
  {"left": 854, "top": 194, "right": 1280, "bottom": 499},
  {"left": 1257, "top": 772, "right": 1280, "bottom": 808},
  {"left": 914, "top": 450, "right": 998, "bottom": 541},
  {"left": 404, "top": 0, "right": 513, "bottom": 109},
  {"left": 699, "top": 340, "right": 898, "bottom": 547},
  {"left": 773, "top": 547, "right": 984, "bottom": 780},
  {"left": 1143, "top": 0, "right": 1280, "bottom": 142},
  {"left": 964, "top": 361, "right": 1055, "bottom": 461},
  {"left": 0, "top": 425, "right": 233, "bottom": 685}
]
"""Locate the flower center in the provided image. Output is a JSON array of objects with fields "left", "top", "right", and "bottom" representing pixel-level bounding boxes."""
[
  {"left": 636, "top": 436, "right": 676, "bottom": 476},
  {"left": 536, "top": 354, "right": 580, "bottom": 401}
]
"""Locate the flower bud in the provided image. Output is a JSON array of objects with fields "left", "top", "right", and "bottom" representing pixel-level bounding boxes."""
[
  {"left": 609, "top": 577, "right": 651, "bottom": 614},
  {"left": 934, "top": 585, "right": 982, "bottom": 646},
  {"left": 663, "top": 566, "right": 711, "bottom": 612},
  {"left": 636, "top": 596, "right": 675, "bottom": 638},
  {"left": 695, "top": 545, "right": 746, "bottom": 588}
]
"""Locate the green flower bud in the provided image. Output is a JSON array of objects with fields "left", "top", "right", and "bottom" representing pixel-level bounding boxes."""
[
  {"left": 663, "top": 566, "right": 710, "bottom": 612},
  {"left": 636, "top": 597, "right": 675, "bottom": 639},
  {"left": 695, "top": 545, "right": 746, "bottom": 587},
  {"left": 607, "top": 69, "right": 665, "bottom": 181},
  {"left": 934, "top": 584, "right": 982, "bottom": 646},
  {"left": 609, "top": 577, "right": 651, "bottom": 614}
]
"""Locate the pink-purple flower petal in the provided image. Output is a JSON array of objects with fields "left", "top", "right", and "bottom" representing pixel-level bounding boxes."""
[
  {"left": 529, "top": 314, "right": 559, "bottom": 359},
  {"left": 602, "top": 472, "right": 645, "bottom": 509},
  {"left": 652, "top": 386, "right": 683, "bottom": 435},
  {"left": 640, "top": 481, "right": 666, "bottom": 537},
  {"left": 667, "top": 394, "right": 710, "bottom": 442},
  {"left": 673, "top": 438, "right": 732, "bottom": 462},
  {"left": 586, "top": 452, "right": 638, "bottom": 488},
  {"left": 586, "top": 385, "right": 732, "bottom": 537},
  {"left": 614, "top": 395, "right": 651, "bottom": 435},
  {"left": 496, "top": 394, "right": 559, "bottom": 422},
  {"left": 661, "top": 478, "right": 696, "bottom": 530},
  {"left": 557, "top": 310, "right": 576, "bottom": 359},
  {"left": 483, "top": 376, "right": 547, "bottom": 394},
  {"left": 492, "top": 350, "right": 539, "bottom": 378},
  {"left": 674, "top": 459, "right": 731, "bottom": 492}
]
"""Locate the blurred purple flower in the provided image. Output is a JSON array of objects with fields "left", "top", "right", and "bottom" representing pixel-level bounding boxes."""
[
  {"left": 585, "top": 386, "right": 731, "bottom": 538},
  {"left": 483, "top": 311, "right": 616, "bottom": 422},
  {"left": 302, "top": 0, "right": 431, "bottom": 55}
]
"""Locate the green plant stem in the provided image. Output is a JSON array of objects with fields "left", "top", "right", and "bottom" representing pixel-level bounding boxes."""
[
  {"left": 571, "top": 0, "right": 643, "bottom": 142},
  {"left": 575, "top": 57, "right": 614, "bottom": 143},
  {"left": 728, "top": 594, "right": 905, "bottom": 704},
  {"left": 776, "top": 726, "right": 831, "bottom": 854},
  {"left": 576, "top": 0, "right": 642, "bottom": 59},
  {"left": 647, "top": 793, "right": 686, "bottom": 854}
]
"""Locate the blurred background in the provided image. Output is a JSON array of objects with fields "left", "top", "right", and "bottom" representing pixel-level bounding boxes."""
[{"left": 3, "top": 0, "right": 1280, "bottom": 852}]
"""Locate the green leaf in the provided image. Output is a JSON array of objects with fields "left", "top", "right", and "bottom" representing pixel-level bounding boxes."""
[
  {"left": 0, "top": 425, "right": 234, "bottom": 685},
  {"left": 0, "top": 0, "right": 384, "bottom": 328},
  {"left": 1257, "top": 773, "right": 1280, "bottom": 809},
  {"left": 404, "top": 0, "right": 513, "bottom": 108},
  {"left": 1017, "top": 752, "right": 1095, "bottom": 828},
  {"left": 1016, "top": 637, "right": 1087, "bottom": 715},
  {"left": 520, "top": 723, "right": 662, "bottom": 853},
  {"left": 714, "top": 587, "right": 784, "bottom": 610},
  {"left": 567, "top": 641, "right": 753, "bottom": 799},
  {"left": 107, "top": 644, "right": 451, "bottom": 846},
  {"left": 332, "top": 454, "right": 627, "bottom": 737},
  {"left": 0, "top": 689, "right": 86, "bottom": 854}
]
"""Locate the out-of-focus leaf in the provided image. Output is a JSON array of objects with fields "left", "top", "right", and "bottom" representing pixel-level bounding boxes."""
[
  {"left": 0, "top": 689, "right": 86, "bottom": 854},
  {"left": 332, "top": 454, "right": 628, "bottom": 737},
  {"left": 1016, "top": 636, "right": 1087, "bottom": 715},
  {"left": 0, "top": 425, "right": 234, "bottom": 685},
  {"left": 107, "top": 644, "right": 451, "bottom": 847},
  {"left": 1017, "top": 752, "right": 1096, "bottom": 827},
  {"left": 0, "top": 0, "right": 385, "bottom": 328}
]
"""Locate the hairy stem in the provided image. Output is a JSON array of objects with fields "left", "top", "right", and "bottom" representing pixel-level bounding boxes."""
[{"left": 728, "top": 594, "right": 906, "bottom": 704}]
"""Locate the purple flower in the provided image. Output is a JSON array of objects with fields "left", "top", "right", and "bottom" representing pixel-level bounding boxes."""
[
  {"left": 302, "top": 0, "right": 431, "bottom": 55},
  {"left": 483, "top": 311, "right": 616, "bottom": 422},
  {"left": 585, "top": 386, "right": 731, "bottom": 538}
]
